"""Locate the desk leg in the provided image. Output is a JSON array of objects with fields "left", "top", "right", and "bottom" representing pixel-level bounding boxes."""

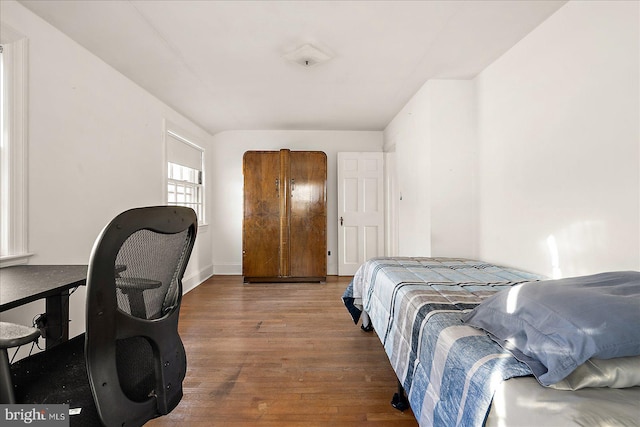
[{"left": 45, "top": 290, "right": 70, "bottom": 349}]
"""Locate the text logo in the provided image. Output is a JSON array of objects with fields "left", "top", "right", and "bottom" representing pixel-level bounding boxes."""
[{"left": 1, "top": 405, "right": 68, "bottom": 426}]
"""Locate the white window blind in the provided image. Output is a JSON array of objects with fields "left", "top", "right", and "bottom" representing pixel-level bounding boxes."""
[
  {"left": 165, "top": 128, "right": 205, "bottom": 225},
  {"left": 166, "top": 132, "right": 202, "bottom": 170}
]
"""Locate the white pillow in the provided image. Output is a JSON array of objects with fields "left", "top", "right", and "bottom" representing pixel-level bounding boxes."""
[{"left": 548, "top": 356, "right": 640, "bottom": 390}]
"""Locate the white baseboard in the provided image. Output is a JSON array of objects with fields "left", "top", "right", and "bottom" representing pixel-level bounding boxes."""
[
  {"left": 212, "top": 263, "right": 242, "bottom": 275},
  {"left": 182, "top": 264, "right": 214, "bottom": 294}
]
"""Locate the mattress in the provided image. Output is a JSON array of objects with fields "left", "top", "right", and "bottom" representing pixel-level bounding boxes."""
[{"left": 343, "top": 257, "right": 640, "bottom": 426}]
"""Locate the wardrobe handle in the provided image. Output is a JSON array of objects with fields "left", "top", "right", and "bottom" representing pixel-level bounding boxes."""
[
  {"left": 290, "top": 179, "right": 295, "bottom": 196},
  {"left": 275, "top": 178, "right": 279, "bottom": 197}
]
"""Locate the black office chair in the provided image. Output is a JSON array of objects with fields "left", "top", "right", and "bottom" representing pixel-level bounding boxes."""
[{"left": 10, "top": 206, "right": 198, "bottom": 427}]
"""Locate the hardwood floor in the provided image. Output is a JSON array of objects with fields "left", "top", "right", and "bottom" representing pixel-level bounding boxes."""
[{"left": 146, "top": 275, "right": 417, "bottom": 427}]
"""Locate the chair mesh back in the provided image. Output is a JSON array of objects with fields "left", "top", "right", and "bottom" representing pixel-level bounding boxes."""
[
  {"left": 116, "top": 337, "right": 155, "bottom": 402},
  {"left": 114, "top": 229, "right": 190, "bottom": 320},
  {"left": 112, "top": 228, "right": 191, "bottom": 402},
  {"left": 85, "top": 207, "right": 196, "bottom": 426}
]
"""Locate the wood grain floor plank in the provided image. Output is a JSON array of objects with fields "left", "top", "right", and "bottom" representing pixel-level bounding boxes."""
[{"left": 146, "top": 275, "right": 417, "bottom": 426}]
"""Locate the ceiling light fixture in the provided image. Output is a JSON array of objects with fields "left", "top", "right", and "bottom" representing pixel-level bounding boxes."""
[{"left": 283, "top": 43, "right": 333, "bottom": 68}]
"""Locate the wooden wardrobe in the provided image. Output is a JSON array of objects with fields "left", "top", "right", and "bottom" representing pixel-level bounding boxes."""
[{"left": 242, "top": 149, "right": 327, "bottom": 283}]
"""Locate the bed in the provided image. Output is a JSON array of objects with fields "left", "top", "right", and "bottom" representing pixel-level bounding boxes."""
[{"left": 342, "top": 257, "right": 640, "bottom": 427}]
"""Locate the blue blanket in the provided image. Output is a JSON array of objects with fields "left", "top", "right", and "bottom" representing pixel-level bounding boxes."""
[{"left": 343, "top": 257, "right": 545, "bottom": 426}]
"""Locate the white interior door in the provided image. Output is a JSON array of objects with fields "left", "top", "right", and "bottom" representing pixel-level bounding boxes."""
[{"left": 337, "top": 152, "right": 384, "bottom": 276}]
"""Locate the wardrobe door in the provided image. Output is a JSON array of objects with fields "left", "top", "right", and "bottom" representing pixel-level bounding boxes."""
[
  {"left": 289, "top": 151, "right": 327, "bottom": 279},
  {"left": 242, "top": 151, "right": 281, "bottom": 279}
]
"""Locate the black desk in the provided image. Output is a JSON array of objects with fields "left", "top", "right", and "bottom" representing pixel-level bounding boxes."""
[{"left": 0, "top": 265, "right": 87, "bottom": 349}]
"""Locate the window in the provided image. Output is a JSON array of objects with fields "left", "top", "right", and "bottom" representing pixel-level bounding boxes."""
[
  {"left": 167, "top": 162, "right": 203, "bottom": 219},
  {"left": 165, "top": 125, "right": 205, "bottom": 224},
  {"left": 0, "top": 29, "right": 30, "bottom": 267}
]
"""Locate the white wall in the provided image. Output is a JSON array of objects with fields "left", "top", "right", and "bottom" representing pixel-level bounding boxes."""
[
  {"left": 429, "top": 81, "right": 478, "bottom": 258},
  {"left": 384, "top": 89, "right": 432, "bottom": 256},
  {"left": 1, "top": 1, "right": 214, "bottom": 339},
  {"left": 476, "top": 0, "right": 639, "bottom": 277},
  {"left": 209, "top": 130, "right": 383, "bottom": 276},
  {"left": 384, "top": 80, "right": 477, "bottom": 258},
  {"left": 384, "top": 1, "right": 639, "bottom": 278}
]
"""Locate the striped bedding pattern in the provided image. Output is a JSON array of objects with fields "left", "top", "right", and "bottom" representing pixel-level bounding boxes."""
[{"left": 345, "top": 257, "right": 545, "bottom": 426}]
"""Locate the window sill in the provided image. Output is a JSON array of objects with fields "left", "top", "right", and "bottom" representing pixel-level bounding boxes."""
[{"left": 0, "top": 253, "right": 34, "bottom": 268}]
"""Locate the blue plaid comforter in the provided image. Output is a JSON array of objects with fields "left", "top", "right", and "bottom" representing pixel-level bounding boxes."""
[{"left": 343, "top": 257, "right": 545, "bottom": 427}]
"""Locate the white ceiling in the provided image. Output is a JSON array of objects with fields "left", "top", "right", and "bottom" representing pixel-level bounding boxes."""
[{"left": 19, "top": 0, "right": 567, "bottom": 135}]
